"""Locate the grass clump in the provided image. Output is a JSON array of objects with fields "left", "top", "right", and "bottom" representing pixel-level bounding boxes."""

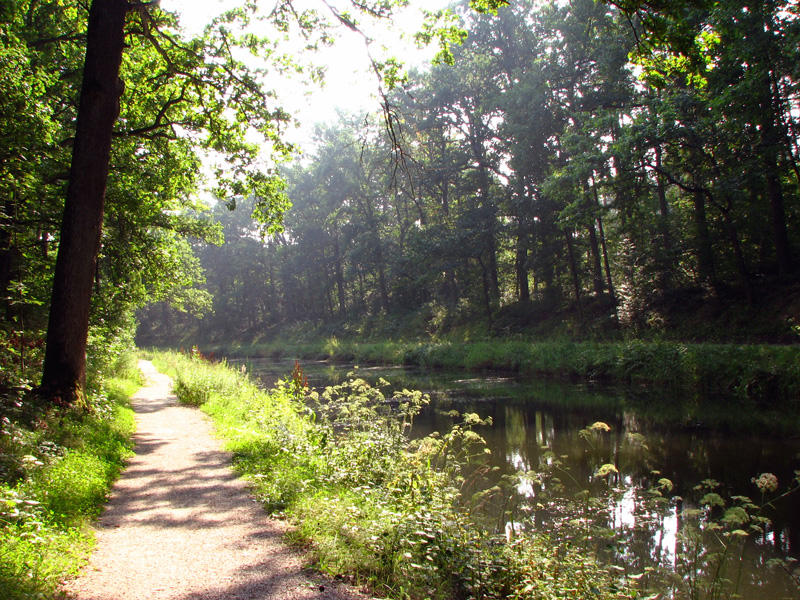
[
  {"left": 156, "top": 350, "right": 640, "bottom": 600},
  {"left": 0, "top": 361, "right": 138, "bottom": 600}
]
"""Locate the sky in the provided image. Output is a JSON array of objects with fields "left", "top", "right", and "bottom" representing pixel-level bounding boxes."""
[{"left": 165, "top": 0, "right": 445, "bottom": 152}]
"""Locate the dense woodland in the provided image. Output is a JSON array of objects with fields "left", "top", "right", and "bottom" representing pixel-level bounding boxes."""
[
  {"left": 1, "top": 0, "right": 800, "bottom": 399},
  {"left": 3, "top": 2, "right": 800, "bottom": 598},
  {"left": 139, "top": 0, "right": 800, "bottom": 346},
  {"left": 0, "top": 0, "right": 326, "bottom": 396}
]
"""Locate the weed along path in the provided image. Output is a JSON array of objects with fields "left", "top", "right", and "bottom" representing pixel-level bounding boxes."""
[{"left": 65, "top": 360, "right": 366, "bottom": 600}]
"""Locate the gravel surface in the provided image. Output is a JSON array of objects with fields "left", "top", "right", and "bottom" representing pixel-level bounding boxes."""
[{"left": 64, "top": 360, "right": 369, "bottom": 600}]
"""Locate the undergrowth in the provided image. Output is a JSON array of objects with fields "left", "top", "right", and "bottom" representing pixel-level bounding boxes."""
[
  {"left": 0, "top": 350, "right": 139, "bottom": 600},
  {"left": 155, "top": 350, "right": 641, "bottom": 599}
]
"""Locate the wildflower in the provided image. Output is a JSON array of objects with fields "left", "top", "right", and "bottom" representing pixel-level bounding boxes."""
[{"left": 752, "top": 472, "right": 778, "bottom": 494}]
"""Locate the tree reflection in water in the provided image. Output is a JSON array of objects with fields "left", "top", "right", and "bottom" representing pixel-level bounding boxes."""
[{"left": 243, "top": 358, "right": 800, "bottom": 599}]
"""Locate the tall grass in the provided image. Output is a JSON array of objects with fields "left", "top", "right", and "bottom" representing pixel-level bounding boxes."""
[
  {"left": 189, "top": 338, "right": 800, "bottom": 402},
  {"left": 156, "top": 350, "right": 640, "bottom": 600},
  {"left": 0, "top": 363, "right": 139, "bottom": 600}
]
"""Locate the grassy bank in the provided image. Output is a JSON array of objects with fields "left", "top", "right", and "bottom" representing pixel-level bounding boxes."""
[
  {"left": 153, "top": 349, "right": 642, "bottom": 600},
  {"left": 0, "top": 355, "right": 140, "bottom": 600},
  {"left": 195, "top": 338, "right": 800, "bottom": 402}
]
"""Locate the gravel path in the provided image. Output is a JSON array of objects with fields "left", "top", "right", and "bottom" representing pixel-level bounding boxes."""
[{"left": 64, "top": 360, "right": 367, "bottom": 600}]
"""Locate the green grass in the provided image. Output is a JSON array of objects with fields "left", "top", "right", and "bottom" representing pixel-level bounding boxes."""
[
  {"left": 186, "top": 337, "right": 800, "bottom": 403},
  {"left": 0, "top": 364, "right": 139, "bottom": 600}
]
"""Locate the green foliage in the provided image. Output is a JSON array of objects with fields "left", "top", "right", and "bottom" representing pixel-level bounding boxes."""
[
  {"left": 139, "top": 0, "right": 800, "bottom": 353},
  {"left": 665, "top": 474, "right": 800, "bottom": 600},
  {"left": 0, "top": 372, "right": 137, "bottom": 599},
  {"left": 155, "top": 351, "right": 639, "bottom": 599},
  {"left": 170, "top": 349, "right": 243, "bottom": 407}
]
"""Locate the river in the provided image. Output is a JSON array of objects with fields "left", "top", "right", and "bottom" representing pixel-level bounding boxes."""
[{"left": 238, "top": 358, "right": 800, "bottom": 599}]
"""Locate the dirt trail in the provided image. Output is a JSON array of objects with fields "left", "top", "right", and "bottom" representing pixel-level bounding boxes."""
[{"left": 64, "top": 360, "right": 366, "bottom": 600}]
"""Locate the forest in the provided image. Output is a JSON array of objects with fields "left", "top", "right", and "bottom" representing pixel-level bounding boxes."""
[
  {"left": 137, "top": 0, "right": 800, "bottom": 349},
  {"left": 1, "top": 0, "right": 799, "bottom": 380},
  {"left": 2, "top": 1, "right": 800, "bottom": 598}
]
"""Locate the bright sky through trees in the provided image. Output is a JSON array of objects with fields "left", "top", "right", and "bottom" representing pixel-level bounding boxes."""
[{"left": 167, "top": 0, "right": 445, "bottom": 151}]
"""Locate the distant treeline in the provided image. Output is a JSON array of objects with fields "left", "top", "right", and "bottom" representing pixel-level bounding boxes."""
[{"left": 138, "top": 0, "right": 800, "bottom": 345}]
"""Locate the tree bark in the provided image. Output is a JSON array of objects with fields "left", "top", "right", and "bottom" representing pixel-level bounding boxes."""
[
  {"left": 332, "top": 225, "right": 346, "bottom": 316},
  {"left": 40, "top": 0, "right": 129, "bottom": 403},
  {"left": 564, "top": 229, "right": 583, "bottom": 322},
  {"left": 692, "top": 190, "right": 717, "bottom": 289}
]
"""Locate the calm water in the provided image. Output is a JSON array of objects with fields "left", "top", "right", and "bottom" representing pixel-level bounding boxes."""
[{"left": 240, "top": 358, "right": 800, "bottom": 598}]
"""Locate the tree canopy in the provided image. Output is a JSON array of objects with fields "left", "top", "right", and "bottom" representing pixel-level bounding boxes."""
[
  {"left": 1, "top": 0, "right": 458, "bottom": 401},
  {"left": 2, "top": 0, "right": 799, "bottom": 400},
  {"left": 139, "top": 0, "right": 800, "bottom": 346}
]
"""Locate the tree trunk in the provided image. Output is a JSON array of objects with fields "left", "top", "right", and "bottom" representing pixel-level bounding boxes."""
[
  {"left": 692, "top": 190, "right": 717, "bottom": 289},
  {"left": 655, "top": 145, "right": 674, "bottom": 289},
  {"left": 758, "top": 64, "right": 793, "bottom": 277},
  {"left": 40, "top": 0, "right": 129, "bottom": 403},
  {"left": 467, "top": 114, "right": 500, "bottom": 304},
  {"left": 764, "top": 166, "right": 792, "bottom": 277},
  {"left": 477, "top": 256, "right": 493, "bottom": 328},
  {"left": 377, "top": 260, "right": 390, "bottom": 313},
  {"left": 486, "top": 231, "right": 501, "bottom": 303},
  {"left": 444, "top": 268, "right": 458, "bottom": 308},
  {"left": 723, "top": 212, "right": 754, "bottom": 306},
  {"left": 0, "top": 200, "right": 13, "bottom": 321},
  {"left": 515, "top": 237, "right": 530, "bottom": 303},
  {"left": 591, "top": 184, "right": 616, "bottom": 305},
  {"left": 564, "top": 229, "right": 583, "bottom": 322},
  {"left": 655, "top": 146, "right": 672, "bottom": 247},
  {"left": 587, "top": 223, "right": 604, "bottom": 296},
  {"left": 584, "top": 184, "right": 604, "bottom": 296},
  {"left": 332, "top": 226, "right": 346, "bottom": 316}
]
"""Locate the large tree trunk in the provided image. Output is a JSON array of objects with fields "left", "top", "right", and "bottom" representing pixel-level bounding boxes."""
[
  {"left": 757, "top": 54, "right": 793, "bottom": 277},
  {"left": 40, "top": 0, "right": 129, "bottom": 404}
]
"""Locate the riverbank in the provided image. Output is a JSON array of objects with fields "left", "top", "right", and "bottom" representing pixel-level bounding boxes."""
[
  {"left": 150, "top": 350, "right": 642, "bottom": 600},
  {"left": 190, "top": 338, "right": 800, "bottom": 403},
  {"left": 149, "top": 350, "right": 800, "bottom": 600}
]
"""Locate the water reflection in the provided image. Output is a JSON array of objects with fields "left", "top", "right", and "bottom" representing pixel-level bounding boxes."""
[{"left": 239, "top": 358, "right": 800, "bottom": 599}]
